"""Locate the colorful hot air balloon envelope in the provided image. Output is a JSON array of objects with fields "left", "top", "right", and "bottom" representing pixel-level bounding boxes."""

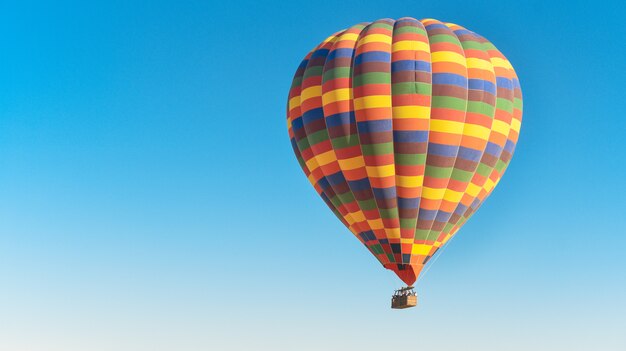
[{"left": 286, "top": 17, "right": 522, "bottom": 289}]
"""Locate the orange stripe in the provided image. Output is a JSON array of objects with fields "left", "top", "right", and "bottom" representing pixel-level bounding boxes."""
[
  {"left": 432, "top": 61, "right": 466, "bottom": 76},
  {"left": 393, "top": 118, "right": 429, "bottom": 131}
]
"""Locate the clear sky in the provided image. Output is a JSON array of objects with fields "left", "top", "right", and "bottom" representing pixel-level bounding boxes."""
[{"left": 1, "top": 1, "right": 625, "bottom": 350}]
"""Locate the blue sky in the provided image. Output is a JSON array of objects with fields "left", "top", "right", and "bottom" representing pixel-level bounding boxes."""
[{"left": 1, "top": 1, "right": 625, "bottom": 350}]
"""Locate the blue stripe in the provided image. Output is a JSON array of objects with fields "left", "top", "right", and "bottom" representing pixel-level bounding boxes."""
[
  {"left": 327, "top": 48, "right": 354, "bottom": 61},
  {"left": 496, "top": 77, "right": 513, "bottom": 90},
  {"left": 393, "top": 130, "right": 428, "bottom": 143},
  {"left": 291, "top": 116, "right": 304, "bottom": 131},
  {"left": 470, "top": 198, "right": 481, "bottom": 210},
  {"left": 326, "top": 171, "right": 347, "bottom": 186},
  {"left": 504, "top": 140, "right": 515, "bottom": 153},
  {"left": 298, "top": 59, "right": 309, "bottom": 69},
  {"left": 354, "top": 51, "right": 390, "bottom": 65},
  {"left": 357, "top": 119, "right": 392, "bottom": 134},
  {"left": 326, "top": 111, "right": 354, "bottom": 128},
  {"left": 395, "top": 18, "right": 419, "bottom": 25},
  {"left": 373, "top": 187, "right": 397, "bottom": 200},
  {"left": 398, "top": 197, "right": 420, "bottom": 209},
  {"left": 428, "top": 143, "right": 459, "bottom": 157},
  {"left": 311, "top": 48, "right": 330, "bottom": 59},
  {"left": 435, "top": 210, "right": 453, "bottom": 222},
  {"left": 418, "top": 208, "right": 437, "bottom": 221},
  {"left": 454, "top": 203, "right": 468, "bottom": 215},
  {"left": 359, "top": 230, "right": 376, "bottom": 242},
  {"left": 391, "top": 60, "right": 431, "bottom": 73},
  {"left": 317, "top": 177, "right": 331, "bottom": 190},
  {"left": 425, "top": 23, "right": 449, "bottom": 31},
  {"left": 457, "top": 146, "right": 483, "bottom": 162},
  {"left": 402, "top": 254, "right": 411, "bottom": 264},
  {"left": 484, "top": 141, "right": 502, "bottom": 156},
  {"left": 302, "top": 107, "right": 325, "bottom": 126},
  {"left": 453, "top": 29, "right": 474, "bottom": 37},
  {"left": 433, "top": 73, "right": 467, "bottom": 88},
  {"left": 468, "top": 79, "right": 496, "bottom": 95},
  {"left": 348, "top": 178, "right": 371, "bottom": 191}
]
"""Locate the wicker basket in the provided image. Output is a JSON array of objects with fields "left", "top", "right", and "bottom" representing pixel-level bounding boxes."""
[{"left": 391, "top": 295, "right": 418, "bottom": 309}]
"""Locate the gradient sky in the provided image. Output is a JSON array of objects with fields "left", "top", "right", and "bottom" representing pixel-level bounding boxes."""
[{"left": 1, "top": 1, "right": 625, "bottom": 350}]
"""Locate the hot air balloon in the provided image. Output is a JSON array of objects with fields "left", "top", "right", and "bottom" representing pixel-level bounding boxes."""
[{"left": 286, "top": 17, "right": 522, "bottom": 308}]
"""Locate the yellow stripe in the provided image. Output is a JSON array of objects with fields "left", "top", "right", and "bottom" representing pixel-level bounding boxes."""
[
  {"left": 307, "top": 173, "right": 317, "bottom": 186},
  {"left": 392, "top": 105, "right": 430, "bottom": 119},
  {"left": 350, "top": 211, "right": 366, "bottom": 223},
  {"left": 321, "top": 34, "right": 338, "bottom": 45},
  {"left": 354, "top": 95, "right": 392, "bottom": 110},
  {"left": 412, "top": 244, "right": 432, "bottom": 255},
  {"left": 430, "top": 119, "right": 465, "bottom": 134},
  {"left": 315, "top": 150, "right": 336, "bottom": 167},
  {"left": 431, "top": 51, "right": 466, "bottom": 66},
  {"left": 385, "top": 228, "right": 401, "bottom": 239},
  {"left": 345, "top": 214, "right": 356, "bottom": 225},
  {"left": 338, "top": 156, "right": 365, "bottom": 171},
  {"left": 300, "top": 86, "right": 322, "bottom": 102},
  {"left": 288, "top": 96, "right": 300, "bottom": 111},
  {"left": 491, "top": 119, "right": 511, "bottom": 136},
  {"left": 494, "top": 177, "right": 502, "bottom": 187},
  {"left": 322, "top": 88, "right": 350, "bottom": 105},
  {"left": 421, "top": 186, "right": 446, "bottom": 199},
  {"left": 396, "top": 175, "right": 424, "bottom": 188},
  {"left": 305, "top": 150, "right": 335, "bottom": 170},
  {"left": 345, "top": 212, "right": 366, "bottom": 227},
  {"left": 466, "top": 182, "right": 481, "bottom": 197},
  {"left": 484, "top": 178, "right": 496, "bottom": 192},
  {"left": 357, "top": 34, "right": 392, "bottom": 47},
  {"left": 466, "top": 57, "right": 494, "bottom": 73},
  {"left": 510, "top": 118, "right": 521, "bottom": 133},
  {"left": 339, "top": 33, "right": 359, "bottom": 42},
  {"left": 391, "top": 40, "right": 430, "bottom": 53},
  {"left": 443, "top": 189, "right": 463, "bottom": 202},
  {"left": 436, "top": 233, "right": 452, "bottom": 246},
  {"left": 286, "top": 118, "right": 291, "bottom": 130},
  {"left": 366, "top": 164, "right": 395, "bottom": 178},
  {"left": 491, "top": 57, "right": 513, "bottom": 70},
  {"left": 463, "top": 123, "right": 491, "bottom": 140},
  {"left": 368, "top": 219, "right": 384, "bottom": 230}
]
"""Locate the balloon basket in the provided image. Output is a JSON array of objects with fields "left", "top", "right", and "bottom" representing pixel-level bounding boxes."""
[{"left": 391, "top": 286, "right": 417, "bottom": 309}]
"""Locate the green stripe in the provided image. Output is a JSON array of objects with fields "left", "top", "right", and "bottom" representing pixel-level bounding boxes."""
[
  {"left": 475, "top": 163, "right": 492, "bottom": 177},
  {"left": 467, "top": 101, "right": 495, "bottom": 116},
  {"left": 458, "top": 40, "right": 484, "bottom": 50},
  {"left": 496, "top": 97, "right": 513, "bottom": 112},
  {"left": 307, "top": 129, "right": 329, "bottom": 146},
  {"left": 432, "top": 96, "right": 467, "bottom": 110},
  {"left": 392, "top": 82, "right": 432, "bottom": 95},
  {"left": 450, "top": 168, "right": 474, "bottom": 182},
  {"left": 357, "top": 198, "right": 378, "bottom": 211},
  {"left": 330, "top": 134, "right": 360, "bottom": 149},
  {"left": 323, "top": 67, "right": 351, "bottom": 82},
  {"left": 353, "top": 72, "right": 390, "bottom": 86},
  {"left": 395, "top": 153, "right": 426, "bottom": 165},
  {"left": 428, "top": 34, "right": 460, "bottom": 45},
  {"left": 302, "top": 66, "right": 323, "bottom": 79},
  {"left": 425, "top": 165, "right": 454, "bottom": 178},
  {"left": 361, "top": 142, "right": 393, "bottom": 156}
]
